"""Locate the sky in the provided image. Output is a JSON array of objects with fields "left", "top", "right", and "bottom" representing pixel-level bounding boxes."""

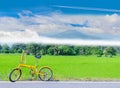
[{"left": 0, "top": 0, "right": 120, "bottom": 46}]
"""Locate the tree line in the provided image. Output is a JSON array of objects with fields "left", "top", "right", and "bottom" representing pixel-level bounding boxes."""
[{"left": 0, "top": 43, "right": 118, "bottom": 57}]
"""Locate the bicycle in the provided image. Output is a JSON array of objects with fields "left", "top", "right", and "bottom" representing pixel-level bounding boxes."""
[{"left": 9, "top": 50, "right": 53, "bottom": 82}]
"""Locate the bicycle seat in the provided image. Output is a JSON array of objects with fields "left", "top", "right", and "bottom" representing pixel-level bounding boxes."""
[{"left": 35, "top": 55, "right": 41, "bottom": 59}]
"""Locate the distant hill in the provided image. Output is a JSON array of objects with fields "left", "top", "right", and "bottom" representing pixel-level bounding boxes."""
[{"left": 45, "top": 30, "right": 102, "bottom": 40}]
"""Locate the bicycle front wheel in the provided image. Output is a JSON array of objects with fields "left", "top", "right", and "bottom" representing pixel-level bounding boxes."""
[
  {"left": 9, "top": 68, "right": 22, "bottom": 82},
  {"left": 38, "top": 67, "right": 53, "bottom": 81}
]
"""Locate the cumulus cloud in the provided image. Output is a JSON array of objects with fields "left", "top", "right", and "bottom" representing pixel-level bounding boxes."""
[
  {"left": 1, "top": 12, "right": 120, "bottom": 35},
  {"left": 0, "top": 29, "right": 120, "bottom": 46},
  {"left": 0, "top": 11, "right": 120, "bottom": 45}
]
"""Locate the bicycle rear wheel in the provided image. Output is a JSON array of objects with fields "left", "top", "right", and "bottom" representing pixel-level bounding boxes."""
[
  {"left": 38, "top": 67, "right": 53, "bottom": 81},
  {"left": 9, "top": 68, "right": 22, "bottom": 82}
]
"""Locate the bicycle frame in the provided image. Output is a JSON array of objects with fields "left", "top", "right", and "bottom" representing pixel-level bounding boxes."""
[
  {"left": 17, "top": 64, "right": 49, "bottom": 75},
  {"left": 17, "top": 50, "right": 44, "bottom": 75},
  {"left": 18, "top": 64, "right": 36, "bottom": 69}
]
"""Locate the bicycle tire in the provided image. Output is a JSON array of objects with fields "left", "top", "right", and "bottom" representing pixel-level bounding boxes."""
[
  {"left": 9, "top": 68, "right": 22, "bottom": 82},
  {"left": 38, "top": 67, "right": 53, "bottom": 81}
]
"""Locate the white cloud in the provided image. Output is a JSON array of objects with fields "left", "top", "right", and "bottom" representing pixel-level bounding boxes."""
[
  {"left": 53, "top": 14, "right": 120, "bottom": 35},
  {"left": 0, "top": 29, "right": 120, "bottom": 46},
  {"left": 1, "top": 12, "right": 120, "bottom": 35},
  {"left": 0, "top": 11, "right": 120, "bottom": 45}
]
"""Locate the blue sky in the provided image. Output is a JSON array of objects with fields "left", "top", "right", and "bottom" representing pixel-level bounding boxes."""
[
  {"left": 0, "top": 0, "right": 120, "bottom": 45},
  {"left": 0, "top": 0, "right": 120, "bottom": 16}
]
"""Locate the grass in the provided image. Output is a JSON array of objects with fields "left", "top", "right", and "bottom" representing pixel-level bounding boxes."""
[{"left": 1, "top": 54, "right": 120, "bottom": 81}]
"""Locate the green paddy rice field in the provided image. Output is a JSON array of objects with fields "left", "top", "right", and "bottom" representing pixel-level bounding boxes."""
[{"left": 1, "top": 54, "right": 120, "bottom": 81}]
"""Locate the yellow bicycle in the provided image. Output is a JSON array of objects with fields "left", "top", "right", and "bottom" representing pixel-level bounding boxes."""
[{"left": 9, "top": 50, "right": 53, "bottom": 82}]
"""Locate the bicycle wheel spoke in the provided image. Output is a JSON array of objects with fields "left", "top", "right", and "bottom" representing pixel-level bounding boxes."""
[
  {"left": 11, "top": 70, "right": 20, "bottom": 80},
  {"left": 9, "top": 68, "right": 22, "bottom": 82},
  {"left": 38, "top": 67, "right": 53, "bottom": 81}
]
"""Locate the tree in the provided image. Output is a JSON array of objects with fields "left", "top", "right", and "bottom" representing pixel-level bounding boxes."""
[
  {"left": 26, "top": 43, "right": 41, "bottom": 56},
  {"left": 0, "top": 44, "right": 2, "bottom": 53},
  {"left": 96, "top": 49, "right": 103, "bottom": 57},
  {"left": 103, "top": 47, "right": 116, "bottom": 57},
  {"left": 48, "top": 46, "right": 54, "bottom": 55},
  {"left": 47, "top": 45, "right": 59, "bottom": 55},
  {"left": 68, "top": 46, "right": 76, "bottom": 55},
  {"left": 61, "top": 45, "right": 70, "bottom": 55},
  {"left": 40, "top": 49, "right": 45, "bottom": 55},
  {"left": 11, "top": 43, "right": 26, "bottom": 53},
  {"left": 2, "top": 44, "right": 10, "bottom": 53}
]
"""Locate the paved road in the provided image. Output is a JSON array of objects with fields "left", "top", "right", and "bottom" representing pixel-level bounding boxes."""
[{"left": 1, "top": 81, "right": 120, "bottom": 88}]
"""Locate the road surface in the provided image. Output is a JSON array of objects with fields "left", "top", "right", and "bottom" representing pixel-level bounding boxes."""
[{"left": 0, "top": 81, "right": 120, "bottom": 88}]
